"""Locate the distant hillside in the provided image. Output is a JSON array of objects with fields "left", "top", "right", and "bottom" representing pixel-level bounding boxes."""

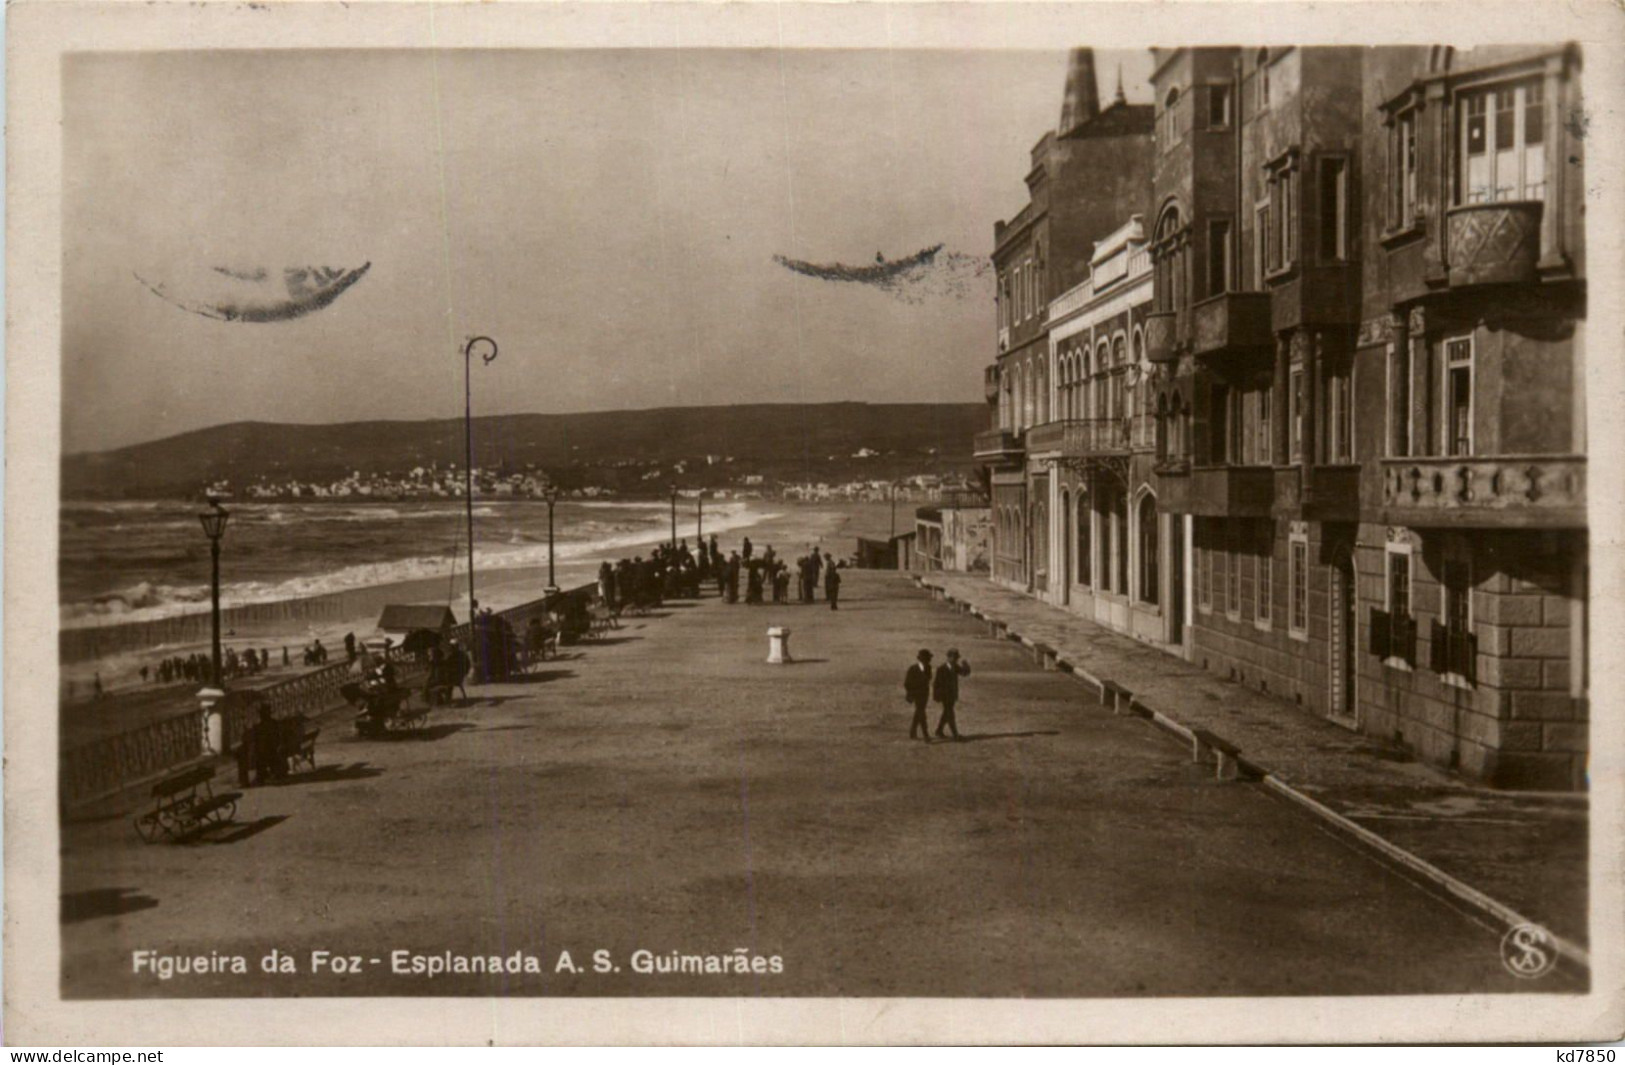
[{"left": 62, "top": 403, "right": 989, "bottom": 499}]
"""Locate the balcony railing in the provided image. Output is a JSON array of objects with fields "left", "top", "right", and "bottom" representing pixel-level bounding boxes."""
[
  {"left": 1446, "top": 201, "right": 1543, "bottom": 289},
  {"left": 1191, "top": 292, "right": 1274, "bottom": 357},
  {"left": 1025, "top": 418, "right": 1130, "bottom": 457},
  {"left": 1381, "top": 454, "right": 1585, "bottom": 528},
  {"left": 973, "top": 428, "right": 1026, "bottom": 464}
]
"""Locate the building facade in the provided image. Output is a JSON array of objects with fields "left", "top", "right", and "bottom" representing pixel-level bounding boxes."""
[{"left": 978, "top": 44, "right": 1588, "bottom": 790}]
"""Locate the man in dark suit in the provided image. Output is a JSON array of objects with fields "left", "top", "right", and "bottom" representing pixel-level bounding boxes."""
[
  {"left": 933, "top": 648, "right": 972, "bottom": 741},
  {"left": 904, "top": 649, "right": 934, "bottom": 741},
  {"left": 825, "top": 559, "right": 842, "bottom": 610}
]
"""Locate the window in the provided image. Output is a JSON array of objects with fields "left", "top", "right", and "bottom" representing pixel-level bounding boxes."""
[
  {"left": 1280, "top": 168, "right": 1295, "bottom": 266},
  {"left": 1214, "top": 535, "right": 1227, "bottom": 613},
  {"left": 1433, "top": 551, "right": 1476, "bottom": 684},
  {"left": 1115, "top": 490, "right": 1130, "bottom": 594},
  {"left": 1264, "top": 161, "right": 1298, "bottom": 273},
  {"left": 1379, "top": 542, "right": 1417, "bottom": 668},
  {"left": 1460, "top": 79, "right": 1545, "bottom": 204},
  {"left": 1208, "top": 218, "right": 1232, "bottom": 297},
  {"left": 1226, "top": 525, "right": 1241, "bottom": 618},
  {"left": 1207, "top": 83, "right": 1232, "bottom": 129},
  {"left": 1211, "top": 383, "right": 1230, "bottom": 464},
  {"left": 1076, "top": 494, "right": 1091, "bottom": 586},
  {"left": 1290, "top": 366, "right": 1304, "bottom": 462},
  {"left": 1388, "top": 341, "right": 1411, "bottom": 457},
  {"left": 1446, "top": 336, "right": 1473, "bottom": 456},
  {"left": 1138, "top": 495, "right": 1159, "bottom": 605},
  {"left": 1394, "top": 111, "right": 1418, "bottom": 228},
  {"left": 1229, "top": 388, "right": 1246, "bottom": 467},
  {"left": 1199, "top": 525, "right": 1212, "bottom": 611},
  {"left": 1256, "top": 522, "right": 1274, "bottom": 627},
  {"left": 1254, "top": 203, "right": 1270, "bottom": 288},
  {"left": 1318, "top": 157, "right": 1348, "bottom": 260},
  {"left": 1164, "top": 87, "right": 1181, "bottom": 149},
  {"left": 1258, "top": 387, "right": 1274, "bottom": 465},
  {"left": 1323, "top": 366, "right": 1352, "bottom": 463},
  {"left": 1290, "top": 533, "right": 1309, "bottom": 638},
  {"left": 1256, "top": 49, "right": 1271, "bottom": 112}
]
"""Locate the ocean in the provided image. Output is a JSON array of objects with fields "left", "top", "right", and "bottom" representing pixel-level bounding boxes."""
[{"left": 59, "top": 498, "right": 771, "bottom": 630}]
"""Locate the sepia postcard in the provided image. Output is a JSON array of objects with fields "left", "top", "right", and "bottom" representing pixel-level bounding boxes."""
[{"left": 6, "top": 0, "right": 1625, "bottom": 1046}]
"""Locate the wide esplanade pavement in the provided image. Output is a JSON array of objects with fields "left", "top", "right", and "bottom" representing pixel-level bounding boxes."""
[{"left": 61, "top": 569, "right": 1563, "bottom": 997}]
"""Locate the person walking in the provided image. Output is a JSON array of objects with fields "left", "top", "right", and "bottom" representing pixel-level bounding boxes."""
[
  {"left": 932, "top": 648, "right": 972, "bottom": 741},
  {"left": 904, "top": 649, "right": 934, "bottom": 742},
  {"left": 825, "top": 559, "right": 842, "bottom": 610},
  {"left": 807, "top": 550, "right": 822, "bottom": 602}
]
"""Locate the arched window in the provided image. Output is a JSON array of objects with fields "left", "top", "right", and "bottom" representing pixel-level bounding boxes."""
[
  {"left": 1096, "top": 341, "right": 1111, "bottom": 419},
  {"left": 1111, "top": 336, "right": 1128, "bottom": 429},
  {"left": 1000, "top": 370, "right": 1012, "bottom": 430},
  {"left": 1154, "top": 204, "right": 1185, "bottom": 314},
  {"left": 1013, "top": 364, "right": 1026, "bottom": 430},
  {"left": 1138, "top": 493, "right": 1160, "bottom": 605},
  {"left": 1036, "top": 360, "right": 1049, "bottom": 424}
]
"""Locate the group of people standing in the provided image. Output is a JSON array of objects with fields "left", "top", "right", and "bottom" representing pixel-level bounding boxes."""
[
  {"left": 141, "top": 646, "right": 277, "bottom": 687},
  {"left": 715, "top": 536, "right": 844, "bottom": 611}
]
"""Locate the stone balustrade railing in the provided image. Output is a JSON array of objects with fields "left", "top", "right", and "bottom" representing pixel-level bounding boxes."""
[
  {"left": 1380, "top": 454, "right": 1585, "bottom": 527},
  {"left": 60, "top": 581, "right": 597, "bottom": 808}
]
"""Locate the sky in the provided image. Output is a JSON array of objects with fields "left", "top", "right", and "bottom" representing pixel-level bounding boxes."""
[{"left": 62, "top": 47, "right": 1154, "bottom": 453}]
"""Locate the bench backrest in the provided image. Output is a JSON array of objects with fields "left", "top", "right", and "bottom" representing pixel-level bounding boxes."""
[{"left": 153, "top": 764, "right": 213, "bottom": 798}]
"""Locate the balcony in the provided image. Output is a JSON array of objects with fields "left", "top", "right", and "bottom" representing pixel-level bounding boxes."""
[
  {"left": 1184, "top": 465, "right": 1275, "bottom": 517},
  {"left": 973, "top": 428, "right": 1026, "bottom": 466},
  {"left": 1190, "top": 292, "right": 1273, "bottom": 358},
  {"left": 1025, "top": 418, "right": 1131, "bottom": 458},
  {"left": 1154, "top": 458, "right": 1191, "bottom": 511},
  {"left": 1445, "top": 201, "right": 1543, "bottom": 289},
  {"left": 1144, "top": 310, "right": 1181, "bottom": 364},
  {"left": 1303, "top": 464, "right": 1361, "bottom": 521},
  {"left": 1381, "top": 454, "right": 1585, "bottom": 528}
]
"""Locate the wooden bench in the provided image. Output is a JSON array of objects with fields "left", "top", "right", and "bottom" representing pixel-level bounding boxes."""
[
  {"left": 1100, "top": 679, "right": 1133, "bottom": 714},
  {"left": 1190, "top": 728, "right": 1247, "bottom": 781},
  {"left": 133, "top": 764, "right": 240, "bottom": 843}
]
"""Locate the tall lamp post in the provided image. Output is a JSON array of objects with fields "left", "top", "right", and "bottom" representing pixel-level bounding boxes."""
[
  {"left": 197, "top": 499, "right": 231, "bottom": 687},
  {"left": 669, "top": 484, "right": 678, "bottom": 550},
  {"left": 890, "top": 480, "right": 899, "bottom": 540},
  {"left": 196, "top": 497, "right": 231, "bottom": 754},
  {"left": 696, "top": 491, "right": 704, "bottom": 543},
  {"left": 462, "top": 336, "right": 498, "bottom": 623},
  {"left": 544, "top": 484, "right": 560, "bottom": 593}
]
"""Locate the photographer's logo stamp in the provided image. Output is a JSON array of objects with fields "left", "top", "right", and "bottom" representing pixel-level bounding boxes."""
[{"left": 1500, "top": 923, "right": 1557, "bottom": 979}]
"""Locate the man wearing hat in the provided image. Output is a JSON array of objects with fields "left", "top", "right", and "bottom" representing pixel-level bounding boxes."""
[
  {"left": 933, "top": 648, "right": 972, "bottom": 741},
  {"left": 903, "top": 649, "right": 935, "bottom": 742}
]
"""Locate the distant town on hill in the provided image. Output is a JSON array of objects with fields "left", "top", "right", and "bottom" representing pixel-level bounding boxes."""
[{"left": 60, "top": 402, "right": 990, "bottom": 501}]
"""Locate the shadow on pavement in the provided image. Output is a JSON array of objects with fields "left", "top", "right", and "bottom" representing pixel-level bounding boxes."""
[
  {"left": 61, "top": 887, "right": 159, "bottom": 924},
  {"left": 198, "top": 815, "right": 289, "bottom": 845},
  {"left": 953, "top": 730, "right": 1061, "bottom": 743},
  {"left": 511, "top": 669, "right": 580, "bottom": 684},
  {"left": 480, "top": 724, "right": 533, "bottom": 733},
  {"left": 282, "top": 762, "right": 383, "bottom": 786}
]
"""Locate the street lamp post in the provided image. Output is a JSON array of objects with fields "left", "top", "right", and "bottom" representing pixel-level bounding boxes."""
[
  {"left": 890, "top": 481, "right": 898, "bottom": 541},
  {"left": 462, "top": 336, "right": 498, "bottom": 623},
  {"left": 669, "top": 485, "right": 678, "bottom": 550},
  {"left": 696, "top": 492, "right": 704, "bottom": 543},
  {"left": 544, "top": 485, "right": 559, "bottom": 592},
  {"left": 197, "top": 499, "right": 231, "bottom": 688}
]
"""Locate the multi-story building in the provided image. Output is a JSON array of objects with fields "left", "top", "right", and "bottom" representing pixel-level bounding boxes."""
[
  {"left": 978, "top": 49, "right": 1155, "bottom": 597},
  {"left": 977, "top": 44, "right": 1588, "bottom": 790}
]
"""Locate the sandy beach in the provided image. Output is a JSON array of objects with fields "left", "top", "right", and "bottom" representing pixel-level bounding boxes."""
[{"left": 61, "top": 500, "right": 901, "bottom": 745}]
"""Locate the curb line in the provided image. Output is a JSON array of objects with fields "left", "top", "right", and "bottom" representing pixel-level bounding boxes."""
[{"left": 913, "top": 574, "right": 1592, "bottom": 976}]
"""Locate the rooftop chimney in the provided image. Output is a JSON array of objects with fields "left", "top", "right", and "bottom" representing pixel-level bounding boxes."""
[{"left": 1057, "top": 48, "right": 1100, "bottom": 135}]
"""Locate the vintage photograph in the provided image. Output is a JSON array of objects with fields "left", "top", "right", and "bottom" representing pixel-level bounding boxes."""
[{"left": 11, "top": 0, "right": 1622, "bottom": 1045}]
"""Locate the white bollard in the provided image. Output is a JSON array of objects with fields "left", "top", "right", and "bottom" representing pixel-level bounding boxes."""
[
  {"left": 766, "top": 626, "right": 794, "bottom": 664},
  {"left": 197, "top": 686, "right": 226, "bottom": 755}
]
